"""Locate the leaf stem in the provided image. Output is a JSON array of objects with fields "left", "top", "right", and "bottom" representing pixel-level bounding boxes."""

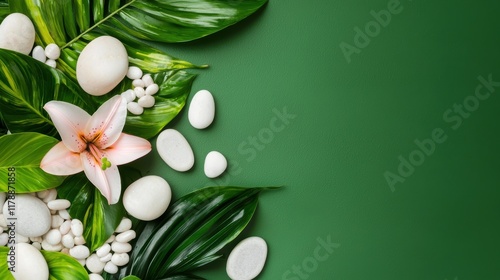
[{"left": 61, "top": 0, "right": 137, "bottom": 49}]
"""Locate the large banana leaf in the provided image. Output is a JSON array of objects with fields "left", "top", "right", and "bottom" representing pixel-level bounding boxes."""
[{"left": 0, "top": 132, "right": 66, "bottom": 193}]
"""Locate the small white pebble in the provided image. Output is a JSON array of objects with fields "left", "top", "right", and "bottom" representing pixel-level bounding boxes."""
[
  {"left": 99, "top": 252, "right": 112, "bottom": 263},
  {"left": 89, "top": 273, "right": 105, "bottom": 280},
  {"left": 17, "top": 234, "right": 29, "bottom": 243},
  {"left": 138, "top": 95, "right": 155, "bottom": 108},
  {"left": 32, "top": 242, "right": 42, "bottom": 250},
  {"left": 204, "top": 151, "right": 228, "bottom": 178},
  {"left": 121, "top": 89, "right": 136, "bottom": 103},
  {"left": 111, "top": 253, "right": 130, "bottom": 266},
  {"left": 115, "top": 218, "right": 132, "bottom": 233},
  {"left": 50, "top": 210, "right": 57, "bottom": 215},
  {"left": 45, "top": 59, "right": 57, "bottom": 68},
  {"left": 104, "top": 261, "right": 119, "bottom": 274},
  {"left": 42, "top": 240, "right": 63, "bottom": 251},
  {"left": 127, "top": 102, "right": 144, "bottom": 115},
  {"left": 111, "top": 241, "right": 132, "bottom": 253},
  {"left": 59, "top": 220, "right": 71, "bottom": 235},
  {"left": 44, "top": 229, "right": 62, "bottom": 245},
  {"left": 132, "top": 79, "right": 145, "bottom": 88},
  {"left": 48, "top": 199, "right": 71, "bottom": 211},
  {"left": 0, "top": 233, "right": 8, "bottom": 246},
  {"left": 77, "top": 258, "right": 86, "bottom": 266},
  {"left": 86, "top": 254, "right": 106, "bottom": 273},
  {"left": 58, "top": 209, "right": 71, "bottom": 220},
  {"left": 61, "top": 248, "right": 70, "bottom": 255},
  {"left": 70, "top": 245, "right": 90, "bottom": 259},
  {"left": 127, "top": 66, "right": 143, "bottom": 80},
  {"left": 105, "top": 234, "right": 116, "bottom": 244},
  {"left": 45, "top": 43, "right": 60, "bottom": 60},
  {"left": 30, "top": 236, "right": 43, "bottom": 243},
  {"left": 115, "top": 230, "right": 136, "bottom": 243},
  {"left": 32, "top": 46, "right": 47, "bottom": 63},
  {"left": 134, "top": 86, "right": 145, "bottom": 98},
  {"left": 36, "top": 189, "right": 50, "bottom": 199},
  {"left": 0, "top": 214, "right": 6, "bottom": 228},
  {"left": 43, "top": 189, "right": 57, "bottom": 203},
  {"left": 145, "top": 83, "right": 159, "bottom": 95},
  {"left": 62, "top": 234, "right": 75, "bottom": 248},
  {"left": 51, "top": 215, "right": 64, "bottom": 228},
  {"left": 74, "top": 236, "right": 86, "bottom": 245},
  {"left": 71, "top": 219, "right": 84, "bottom": 236},
  {"left": 142, "top": 74, "right": 154, "bottom": 87},
  {"left": 96, "top": 243, "right": 111, "bottom": 258}
]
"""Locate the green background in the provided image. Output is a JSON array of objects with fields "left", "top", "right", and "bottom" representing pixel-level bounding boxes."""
[{"left": 135, "top": 0, "right": 500, "bottom": 279}]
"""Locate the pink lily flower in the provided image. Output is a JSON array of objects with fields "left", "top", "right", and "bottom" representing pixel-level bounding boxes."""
[{"left": 40, "top": 95, "right": 151, "bottom": 204}]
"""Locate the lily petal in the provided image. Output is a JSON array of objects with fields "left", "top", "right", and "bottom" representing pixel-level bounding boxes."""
[
  {"left": 40, "top": 142, "right": 83, "bottom": 175},
  {"left": 85, "top": 95, "right": 127, "bottom": 149},
  {"left": 81, "top": 151, "right": 122, "bottom": 204},
  {"left": 44, "top": 101, "right": 91, "bottom": 153},
  {"left": 105, "top": 133, "right": 152, "bottom": 165}
]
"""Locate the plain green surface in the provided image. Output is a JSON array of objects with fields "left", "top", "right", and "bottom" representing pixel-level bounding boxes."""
[{"left": 133, "top": 1, "right": 500, "bottom": 279}]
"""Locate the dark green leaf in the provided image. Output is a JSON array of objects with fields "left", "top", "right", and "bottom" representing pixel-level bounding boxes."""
[
  {"left": 0, "top": 132, "right": 65, "bottom": 193},
  {"left": 41, "top": 250, "right": 90, "bottom": 280},
  {"left": 0, "top": 0, "right": 9, "bottom": 22}
]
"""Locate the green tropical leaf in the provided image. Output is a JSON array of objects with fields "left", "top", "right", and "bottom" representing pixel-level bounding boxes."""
[
  {"left": 0, "top": 132, "right": 65, "bottom": 193},
  {"left": 0, "top": 0, "right": 8, "bottom": 22},
  {"left": 0, "top": 247, "right": 13, "bottom": 280},
  {"left": 0, "top": 49, "right": 97, "bottom": 136},
  {"left": 41, "top": 250, "right": 90, "bottom": 280},
  {"left": 57, "top": 166, "right": 141, "bottom": 252}
]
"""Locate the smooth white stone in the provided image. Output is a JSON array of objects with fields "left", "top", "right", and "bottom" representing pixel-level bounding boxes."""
[
  {"left": 123, "top": 175, "right": 171, "bottom": 221},
  {"left": 104, "top": 261, "right": 119, "bottom": 274},
  {"left": 0, "top": 214, "right": 6, "bottom": 227},
  {"left": 145, "top": 83, "right": 159, "bottom": 95},
  {"left": 59, "top": 220, "right": 71, "bottom": 235},
  {"left": 11, "top": 243, "right": 49, "bottom": 280},
  {"left": 36, "top": 190, "right": 49, "bottom": 199},
  {"left": 51, "top": 214, "right": 64, "bottom": 228},
  {"left": 44, "top": 43, "right": 60, "bottom": 60},
  {"left": 226, "top": 236, "right": 268, "bottom": 280},
  {"left": 0, "top": 232, "right": 7, "bottom": 246},
  {"left": 74, "top": 236, "right": 86, "bottom": 245},
  {"left": 44, "top": 229, "right": 62, "bottom": 245},
  {"left": 89, "top": 273, "right": 105, "bottom": 280},
  {"left": 32, "top": 241, "right": 42, "bottom": 250},
  {"left": 0, "top": 193, "right": 4, "bottom": 214},
  {"left": 134, "top": 86, "right": 145, "bottom": 98},
  {"left": 32, "top": 45, "right": 46, "bottom": 62},
  {"left": 58, "top": 209, "right": 71, "bottom": 220},
  {"left": 127, "top": 66, "right": 143, "bottom": 80},
  {"left": 0, "top": 13, "right": 35, "bottom": 55},
  {"left": 61, "top": 248, "right": 70, "bottom": 255},
  {"left": 99, "top": 252, "right": 112, "bottom": 263},
  {"left": 17, "top": 234, "right": 29, "bottom": 243},
  {"left": 62, "top": 234, "right": 75, "bottom": 249},
  {"left": 30, "top": 236, "right": 43, "bottom": 243},
  {"left": 142, "top": 74, "right": 154, "bottom": 87},
  {"left": 2, "top": 194, "right": 51, "bottom": 237},
  {"left": 96, "top": 243, "right": 111, "bottom": 258},
  {"left": 204, "top": 151, "right": 228, "bottom": 178},
  {"left": 132, "top": 79, "right": 145, "bottom": 88},
  {"left": 121, "top": 89, "right": 136, "bottom": 103},
  {"left": 105, "top": 234, "right": 116, "bottom": 243},
  {"left": 111, "top": 241, "right": 132, "bottom": 253},
  {"left": 41, "top": 240, "right": 63, "bottom": 251},
  {"left": 45, "top": 59, "right": 57, "bottom": 68},
  {"left": 70, "top": 245, "right": 90, "bottom": 259},
  {"left": 188, "top": 89, "right": 215, "bottom": 129},
  {"left": 115, "top": 218, "right": 132, "bottom": 233},
  {"left": 86, "top": 254, "right": 106, "bottom": 273},
  {"left": 42, "top": 188, "right": 57, "bottom": 203},
  {"left": 156, "top": 129, "right": 194, "bottom": 172},
  {"left": 115, "top": 230, "right": 136, "bottom": 243},
  {"left": 76, "top": 36, "right": 128, "bottom": 96},
  {"left": 77, "top": 258, "right": 86, "bottom": 266},
  {"left": 138, "top": 94, "right": 155, "bottom": 108},
  {"left": 127, "top": 102, "right": 143, "bottom": 115},
  {"left": 48, "top": 199, "right": 71, "bottom": 211},
  {"left": 111, "top": 253, "right": 130, "bottom": 266},
  {"left": 71, "top": 219, "right": 84, "bottom": 237}
]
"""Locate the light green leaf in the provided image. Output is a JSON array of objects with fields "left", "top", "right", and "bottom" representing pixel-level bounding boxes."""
[
  {"left": 0, "top": 132, "right": 65, "bottom": 193},
  {"left": 41, "top": 250, "right": 89, "bottom": 280},
  {"left": 0, "top": 247, "right": 13, "bottom": 280}
]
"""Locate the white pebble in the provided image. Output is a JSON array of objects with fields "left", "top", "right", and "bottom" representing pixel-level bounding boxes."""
[
  {"left": 43, "top": 189, "right": 57, "bottom": 203},
  {"left": 123, "top": 176, "right": 171, "bottom": 221},
  {"left": 58, "top": 209, "right": 71, "bottom": 220},
  {"left": 70, "top": 245, "right": 90, "bottom": 259},
  {"left": 99, "top": 252, "right": 112, "bottom": 263},
  {"left": 204, "top": 151, "right": 228, "bottom": 178},
  {"left": 96, "top": 243, "right": 111, "bottom": 258},
  {"left": 156, "top": 129, "right": 195, "bottom": 172},
  {"left": 32, "top": 45, "right": 47, "bottom": 63},
  {"left": 41, "top": 240, "right": 63, "bottom": 251},
  {"left": 111, "top": 253, "right": 130, "bottom": 266},
  {"left": 138, "top": 94, "right": 155, "bottom": 108},
  {"left": 104, "top": 261, "right": 119, "bottom": 274},
  {"left": 48, "top": 199, "right": 71, "bottom": 210},
  {"left": 142, "top": 74, "right": 154, "bottom": 87},
  {"left": 226, "top": 236, "right": 268, "bottom": 280},
  {"left": 17, "top": 234, "right": 29, "bottom": 243},
  {"left": 188, "top": 89, "right": 215, "bottom": 129},
  {"left": 30, "top": 236, "right": 43, "bottom": 243},
  {"left": 105, "top": 234, "right": 116, "bottom": 243},
  {"left": 32, "top": 241, "right": 42, "bottom": 250},
  {"left": 71, "top": 219, "right": 84, "bottom": 236},
  {"left": 132, "top": 79, "right": 145, "bottom": 88},
  {"left": 121, "top": 89, "right": 136, "bottom": 103},
  {"left": 36, "top": 189, "right": 50, "bottom": 199},
  {"left": 127, "top": 66, "right": 143, "bottom": 80},
  {"left": 86, "top": 254, "right": 106, "bottom": 273},
  {"left": 127, "top": 102, "right": 144, "bottom": 115},
  {"left": 145, "top": 83, "right": 159, "bottom": 95},
  {"left": 0, "top": 193, "right": 4, "bottom": 213},
  {"left": 45, "top": 43, "right": 60, "bottom": 60},
  {"left": 51, "top": 214, "right": 64, "bottom": 228},
  {"left": 89, "top": 273, "right": 105, "bottom": 280},
  {"left": 62, "top": 234, "right": 75, "bottom": 248},
  {"left": 45, "top": 59, "right": 57, "bottom": 68},
  {"left": 3, "top": 194, "right": 51, "bottom": 237},
  {"left": 115, "top": 218, "right": 132, "bottom": 233},
  {"left": 134, "top": 86, "right": 145, "bottom": 98},
  {"left": 111, "top": 241, "right": 132, "bottom": 253},
  {"left": 77, "top": 258, "right": 86, "bottom": 266},
  {"left": 0, "top": 13, "right": 36, "bottom": 55},
  {"left": 11, "top": 243, "right": 49, "bottom": 280},
  {"left": 74, "top": 236, "right": 86, "bottom": 245},
  {"left": 0, "top": 232, "right": 7, "bottom": 246},
  {"left": 61, "top": 248, "right": 70, "bottom": 255},
  {"left": 44, "top": 229, "right": 62, "bottom": 245},
  {"left": 0, "top": 214, "right": 6, "bottom": 228},
  {"left": 115, "top": 230, "right": 136, "bottom": 243},
  {"left": 59, "top": 220, "right": 71, "bottom": 235}
]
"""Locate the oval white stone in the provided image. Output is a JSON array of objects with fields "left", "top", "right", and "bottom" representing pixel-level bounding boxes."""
[
  {"left": 132, "top": 79, "right": 145, "bottom": 88},
  {"left": 32, "top": 46, "right": 47, "bottom": 63},
  {"left": 71, "top": 219, "right": 84, "bottom": 237},
  {"left": 51, "top": 214, "right": 64, "bottom": 228},
  {"left": 96, "top": 243, "right": 111, "bottom": 258},
  {"left": 115, "top": 218, "right": 132, "bottom": 233},
  {"left": 188, "top": 89, "right": 215, "bottom": 129},
  {"left": 204, "top": 151, "right": 228, "bottom": 178},
  {"left": 121, "top": 89, "right": 136, "bottom": 103},
  {"left": 111, "top": 253, "right": 130, "bottom": 266},
  {"left": 142, "top": 74, "right": 154, "bottom": 87},
  {"left": 76, "top": 36, "right": 128, "bottom": 96},
  {"left": 145, "top": 83, "right": 159, "bottom": 95},
  {"left": 3, "top": 194, "right": 51, "bottom": 237},
  {"left": 44, "top": 43, "right": 60, "bottom": 60},
  {"left": 115, "top": 230, "right": 136, "bottom": 243},
  {"left": 127, "top": 102, "right": 144, "bottom": 115},
  {"left": 42, "top": 189, "right": 57, "bottom": 203},
  {"left": 44, "top": 229, "right": 62, "bottom": 245},
  {"left": 226, "top": 236, "right": 268, "bottom": 280},
  {"left": 104, "top": 261, "right": 119, "bottom": 274},
  {"left": 62, "top": 234, "right": 75, "bottom": 249},
  {"left": 48, "top": 199, "right": 71, "bottom": 211},
  {"left": 86, "top": 254, "right": 106, "bottom": 273},
  {"left": 59, "top": 220, "right": 71, "bottom": 235},
  {"left": 58, "top": 209, "right": 71, "bottom": 220},
  {"left": 127, "top": 66, "right": 143, "bottom": 80},
  {"left": 0, "top": 233, "right": 8, "bottom": 246},
  {"left": 138, "top": 94, "right": 155, "bottom": 108},
  {"left": 0, "top": 13, "right": 35, "bottom": 55},
  {"left": 70, "top": 245, "right": 90, "bottom": 259},
  {"left": 41, "top": 240, "right": 62, "bottom": 252},
  {"left": 45, "top": 59, "right": 57, "bottom": 68},
  {"left": 89, "top": 274, "right": 105, "bottom": 280},
  {"left": 111, "top": 241, "right": 131, "bottom": 253},
  {"left": 123, "top": 175, "right": 171, "bottom": 221},
  {"left": 156, "top": 129, "right": 195, "bottom": 172},
  {"left": 100, "top": 252, "right": 112, "bottom": 263},
  {"left": 11, "top": 243, "right": 49, "bottom": 280},
  {"left": 134, "top": 86, "right": 146, "bottom": 98}
]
